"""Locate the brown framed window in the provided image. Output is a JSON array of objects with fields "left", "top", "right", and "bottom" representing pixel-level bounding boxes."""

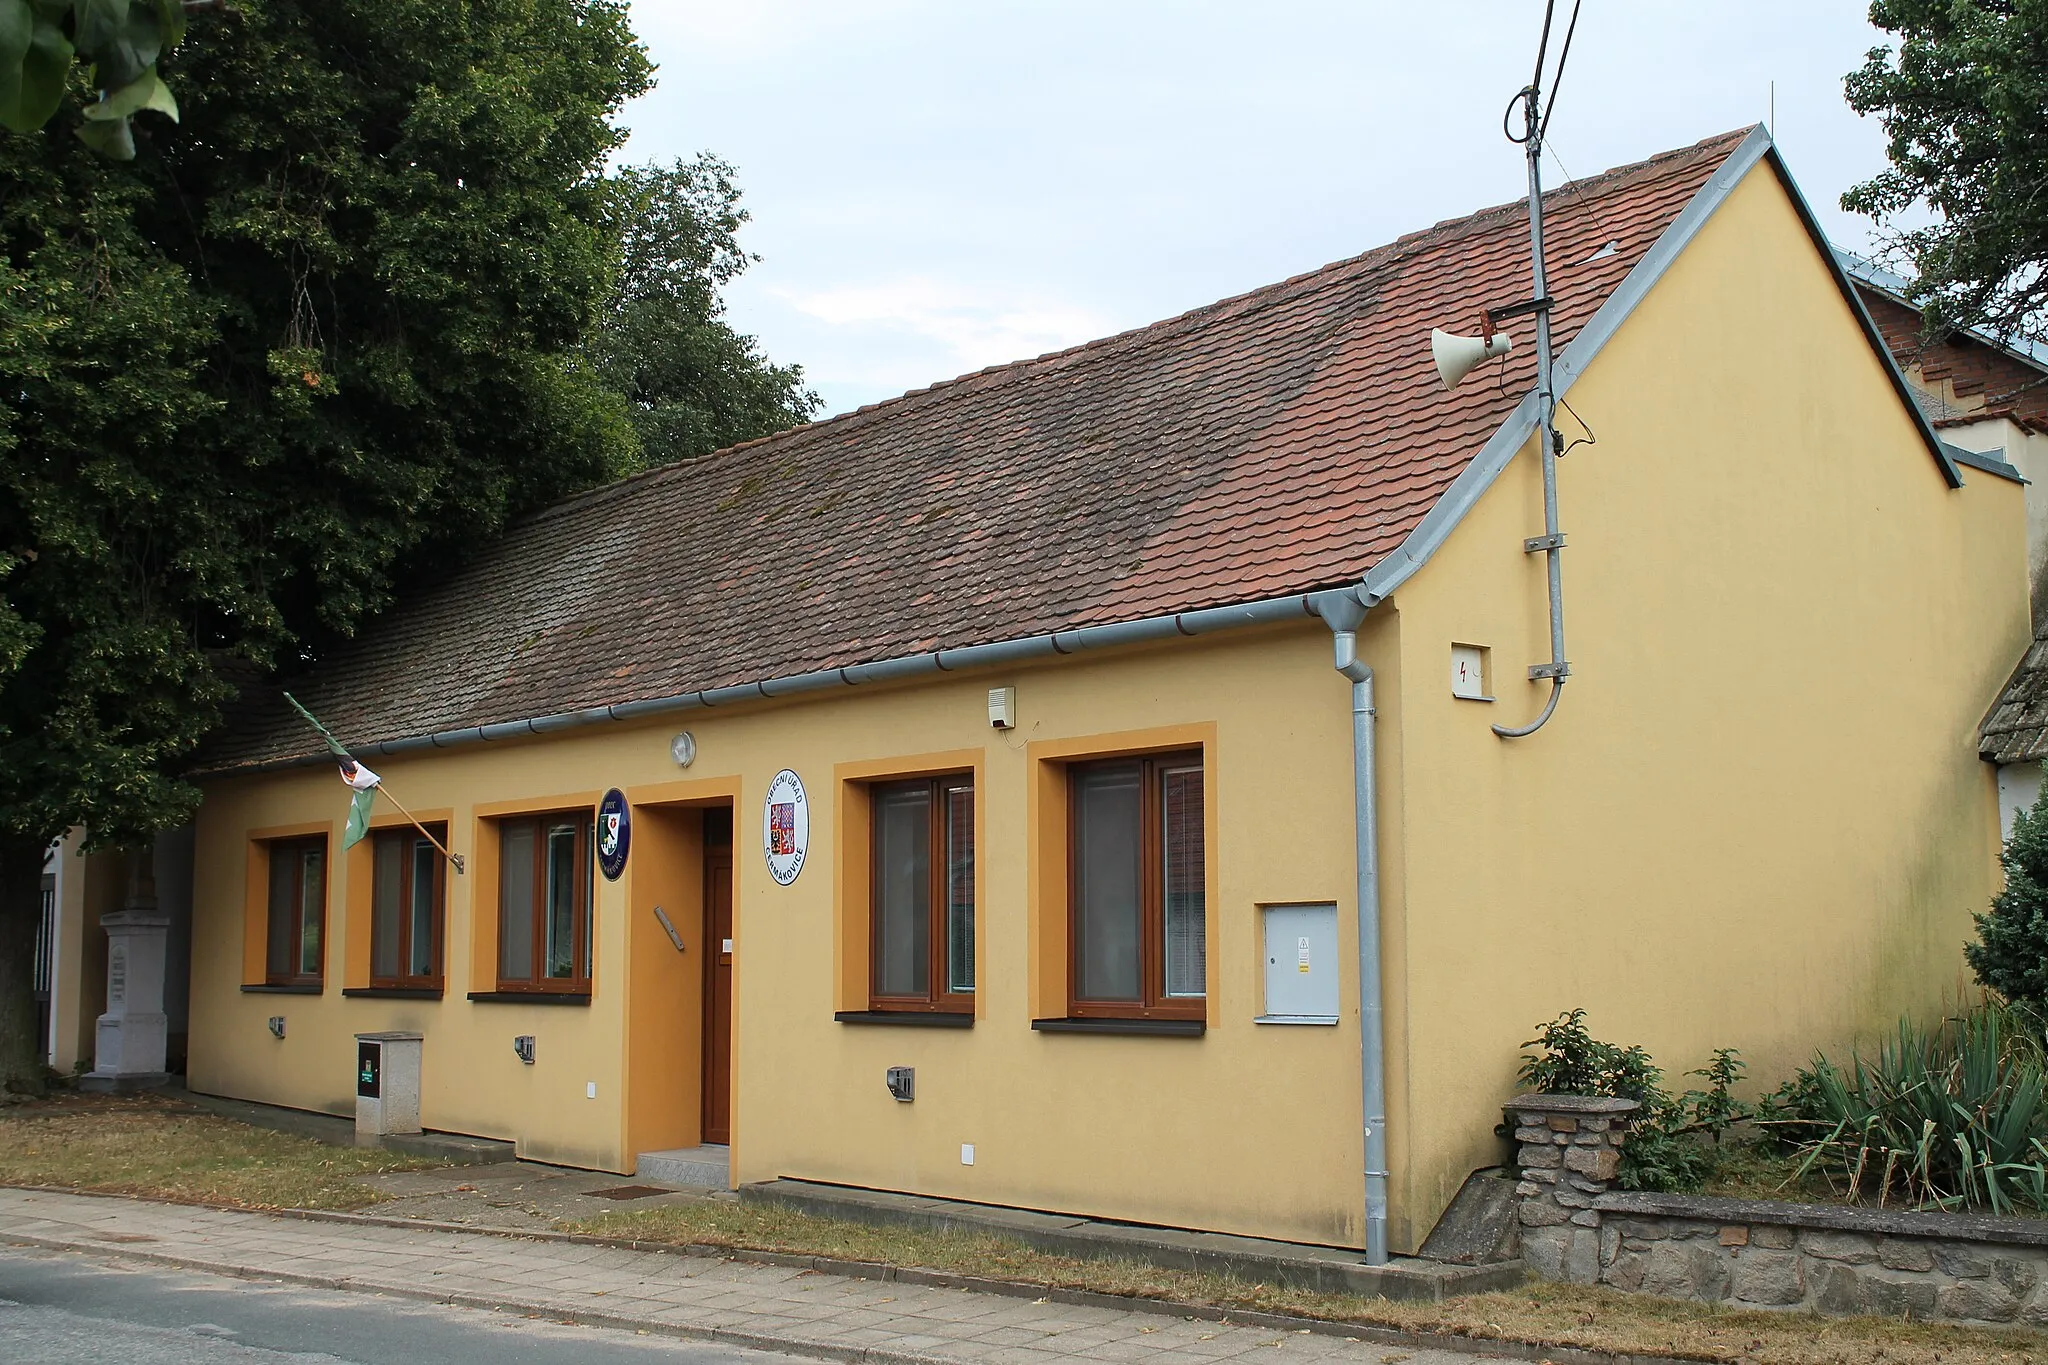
[
  {"left": 1067, "top": 751, "right": 1205, "bottom": 1019},
  {"left": 497, "top": 811, "right": 593, "bottom": 992},
  {"left": 265, "top": 835, "right": 328, "bottom": 987},
  {"left": 371, "top": 825, "right": 445, "bottom": 989},
  {"left": 870, "top": 774, "right": 975, "bottom": 1010}
]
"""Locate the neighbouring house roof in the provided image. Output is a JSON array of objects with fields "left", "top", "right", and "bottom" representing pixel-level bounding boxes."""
[
  {"left": 1840, "top": 252, "right": 2048, "bottom": 437},
  {"left": 1984, "top": 622, "right": 2048, "bottom": 764},
  {"left": 204, "top": 126, "right": 1924, "bottom": 776}
]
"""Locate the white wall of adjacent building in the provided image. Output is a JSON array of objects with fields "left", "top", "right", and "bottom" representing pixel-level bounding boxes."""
[
  {"left": 1941, "top": 417, "right": 2048, "bottom": 615},
  {"left": 2000, "top": 761, "right": 2044, "bottom": 840}
]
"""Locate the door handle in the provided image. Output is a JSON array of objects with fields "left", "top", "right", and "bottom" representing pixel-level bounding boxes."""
[{"left": 652, "top": 905, "right": 686, "bottom": 954}]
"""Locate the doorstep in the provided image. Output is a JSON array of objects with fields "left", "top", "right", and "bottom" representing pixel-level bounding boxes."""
[
  {"left": 166, "top": 1085, "right": 515, "bottom": 1165},
  {"left": 634, "top": 1145, "right": 731, "bottom": 1188},
  {"left": 739, "top": 1179, "right": 1523, "bottom": 1302}
]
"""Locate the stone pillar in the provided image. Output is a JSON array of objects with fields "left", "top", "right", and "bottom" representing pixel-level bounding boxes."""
[
  {"left": 1503, "top": 1093, "right": 1639, "bottom": 1284},
  {"left": 80, "top": 849, "right": 170, "bottom": 1092}
]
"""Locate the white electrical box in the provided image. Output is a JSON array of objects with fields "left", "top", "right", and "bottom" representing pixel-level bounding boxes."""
[
  {"left": 1257, "top": 903, "right": 1339, "bottom": 1024},
  {"left": 988, "top": 686, "right": 1016, "bottom": 729},
  {"left": 1450, "top": 644, "right": 1490, "bottom": 700}
]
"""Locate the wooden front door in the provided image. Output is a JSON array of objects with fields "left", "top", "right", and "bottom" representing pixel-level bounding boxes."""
[{"left": 701, "top": 845, "right": 733, "bottom": 1145}]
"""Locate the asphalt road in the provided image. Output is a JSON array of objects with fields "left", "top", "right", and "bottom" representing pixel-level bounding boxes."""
[{"left": 0, "top": 1246, "right": 806, "bottom": 1364}]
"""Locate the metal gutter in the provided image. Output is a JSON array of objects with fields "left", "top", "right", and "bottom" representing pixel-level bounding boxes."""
[
  {"left": 200, "top": 591, "right": 1331, "bottom": 778},
  {"left": 1945, "top": 442, "right": 2026, "bottom": 484}
]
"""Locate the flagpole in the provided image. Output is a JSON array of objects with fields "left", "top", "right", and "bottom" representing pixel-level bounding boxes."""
[
  {"left": 285, "top": 691, "right": 465, "bottom": 874},
  {"left": 374, "top": 786, "right": 466, "bottom": 874}
]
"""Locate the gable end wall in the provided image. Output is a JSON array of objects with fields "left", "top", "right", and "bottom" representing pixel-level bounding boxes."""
[{"left": 1383, "top": 161, "right": 2028, "bottom": 1246}]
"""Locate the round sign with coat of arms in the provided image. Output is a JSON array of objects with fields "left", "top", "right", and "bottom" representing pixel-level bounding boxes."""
[
  {"left": 763, "top": 769, "right": 808, "bottom": 886},
  {"left": 597, "top": 788, "right": 631, "bottom": 881}
]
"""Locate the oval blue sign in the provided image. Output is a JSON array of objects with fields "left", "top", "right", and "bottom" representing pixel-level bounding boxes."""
[{"left": 597, "top": 788, "right": 630, "bottom": 881}]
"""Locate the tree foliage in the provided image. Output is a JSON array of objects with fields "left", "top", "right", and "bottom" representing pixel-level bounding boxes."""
[
  {"left": 0, "top": 0, "right": 816, "bottom": 1091},
  {"left": 1844, "top": 0, "right": 2048, "bottom": 345},
  {"left": 0, "top": 0, "right": 188, "bottom": 159},
  {"left": 1968, "top": 769, "right": 2048, "bottom": 1008},
  {"left": 596, "top": 156, "right": 817, "bottom": 460}
]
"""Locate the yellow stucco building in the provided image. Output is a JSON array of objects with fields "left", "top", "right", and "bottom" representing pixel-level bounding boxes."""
[{"left": 179, "top": 127, "right": 2030, "bottom": 1257}]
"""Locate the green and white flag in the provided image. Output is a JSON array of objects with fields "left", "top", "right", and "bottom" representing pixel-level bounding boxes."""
[
  {"left": 285, "top": 692, "right": 381, "bottom": 851},
  {"left": 338, "top": 756, "right": 382, "bottom": 850}
]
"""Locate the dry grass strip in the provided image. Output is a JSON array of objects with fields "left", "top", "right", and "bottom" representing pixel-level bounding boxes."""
[{"left": 0, "top": 1093, "right": 431, "bottom": 1210}]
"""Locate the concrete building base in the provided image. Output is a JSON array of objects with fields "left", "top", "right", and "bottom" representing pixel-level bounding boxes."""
[
  {"left": 77, "top": 1071, "right": 170, "bottom": 1095},
  {"left": 740, "top": 1179, "right": 1523, "bottom": 1301},
  {"left": 167, "top": 1086, "right": 515, "bottom": 1165}
]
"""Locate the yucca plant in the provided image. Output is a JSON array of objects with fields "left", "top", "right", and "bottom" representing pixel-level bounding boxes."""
[{"left": 1785, "top": 1000, "right": 2048, "bottom": 1213}]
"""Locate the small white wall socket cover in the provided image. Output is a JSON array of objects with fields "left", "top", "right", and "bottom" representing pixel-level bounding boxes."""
[
  {"left": 960, "top": 1143, "right": 975, "bottom": 1166},
  {"left": 987, "top": 686, "right": 1016, "bottom": 729},
  {"left": 1450, "top": 644, "right": 1490, "bottom": 700},
  {"left": 586, "top": 1081, "right": 597, "bottom": 1099}
]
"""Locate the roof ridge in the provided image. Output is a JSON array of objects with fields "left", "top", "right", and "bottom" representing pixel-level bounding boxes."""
[{"left": 513, "top": 127, "right": 1757, "bottom": 535}]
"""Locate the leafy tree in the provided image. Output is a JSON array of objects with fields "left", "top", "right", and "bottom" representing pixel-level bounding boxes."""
[
  {"left": 0, "top": 0, "right": 190, "bottom": 158},
  {"left": 595, "top": 156, "right": 818, "bottom": 460},
  {"left": 1844, "top": 1, "right": 2048, "bottom": 345},
  {"left": 0, "top": 0, "right": 657, "bottom": 1095},
  {"left": 1968, "top": 769, "right": 2048, "bottom": 1008}
]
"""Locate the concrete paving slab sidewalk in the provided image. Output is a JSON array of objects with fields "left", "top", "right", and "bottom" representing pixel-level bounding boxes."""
[
  {"left": 0, "top": 1189, "right": 1631, "bottom": 1365},
  {"left": 361, "top": 1157, "right": 724, "bottom": 1231}
]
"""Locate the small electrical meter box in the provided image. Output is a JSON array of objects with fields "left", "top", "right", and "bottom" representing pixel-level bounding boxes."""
[
  {"left": 1258, "top": 903, "right": 1339, "bottom": 1024},
  {"left": 354, "top": 1031, "right": 422, "bottom": 1136}
]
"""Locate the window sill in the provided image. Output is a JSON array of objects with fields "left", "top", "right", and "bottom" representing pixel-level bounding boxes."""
[
  {"left": 467, "top": 991, "right": 591, "bottom": 1006},
  {"left": 835, "top": 1010, "right": 974, "bottom": 1028},
  {"left": 1253, "top": 1014, "right": 1339, "bottom": 1026},
  {"left": 242, "top": 983, "right": 322, "bottom": 995},
  {"left": 343, "top": 987, "right": 444, "bottom": 1000},
  {"left": 1032, "top": 1017, "right": 1205, "bottom": 1037}
]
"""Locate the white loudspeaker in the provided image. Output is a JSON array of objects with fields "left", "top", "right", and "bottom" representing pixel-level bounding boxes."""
[{"left": 1431, "top": 328, "right": 1513, "bottom": 390}]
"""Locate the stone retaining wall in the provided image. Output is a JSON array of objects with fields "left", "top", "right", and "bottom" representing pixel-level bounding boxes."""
[{"left": 1504, "top": 1094, "right": 2048, "bottom": 1326}]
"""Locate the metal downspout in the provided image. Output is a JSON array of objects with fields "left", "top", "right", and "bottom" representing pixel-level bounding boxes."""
[{"left": 1319, "top": 592, "right": 1389, "bottom": 1266}]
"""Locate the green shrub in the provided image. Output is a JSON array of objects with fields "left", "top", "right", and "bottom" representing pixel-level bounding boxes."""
[
  {"left": 1516, "top": 1010, "right": 1747, "bottom": 1193},
  {"left": 1775, "top": 998, "right": 2048, "bottom": 1214},
  {"left": 1968, "top": 768, "right": 2048, "bottom": 1009}
]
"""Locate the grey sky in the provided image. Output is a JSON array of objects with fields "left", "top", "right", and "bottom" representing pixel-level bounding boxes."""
[{"left": 619, "top": 3, "right": 1902, "bottom": 416}]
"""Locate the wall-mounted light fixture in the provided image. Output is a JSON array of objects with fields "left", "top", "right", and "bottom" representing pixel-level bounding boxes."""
[
  {"left": 885, "top": 1066, "right": 914, "bottom": 1102},
  {"left": 514, "top": 1035, "right": 536, "bottom": 1065},
  {"left": 267, "top": 1016, "right": 286, "bottom": 1039}
]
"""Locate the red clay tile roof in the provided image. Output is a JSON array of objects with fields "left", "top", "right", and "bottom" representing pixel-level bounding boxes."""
[
  {"left": 205, "top": 129, "right": 1755, "bottom": 773},
  {"left": 1857, "top": 286, "right": 2048, "bottom": 434}
]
